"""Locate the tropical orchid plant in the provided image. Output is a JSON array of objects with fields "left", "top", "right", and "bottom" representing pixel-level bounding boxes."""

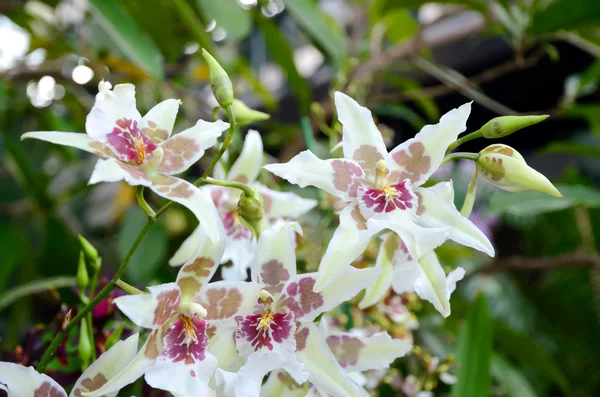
[{"left": 4, "top": 51, "right": 563, "bottom": 397}]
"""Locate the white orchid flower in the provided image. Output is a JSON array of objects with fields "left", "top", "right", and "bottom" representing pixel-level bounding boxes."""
[
  {"left": 22, "top": 81, "right": 228, "bottom": 243},
  {"left": 359, "top": 180, "right": 493, "bottom": 317},
  {"left": 261, "top": 319, "right": 412, "bottom": 397},
  {"left": 169, "top": 130, "right": 317, "bottom": 281},
  {"left": 265, "top": 93, "right": 486, "bottom": 291},
  {"left": 214, "top": 221, "right": 383, "bottom": 397},
  {"left": 0, "top": 333, "right": 138, "bottom": 397},
  {"left": 85, "top": 225, "right": 262, "bottom": 397}
]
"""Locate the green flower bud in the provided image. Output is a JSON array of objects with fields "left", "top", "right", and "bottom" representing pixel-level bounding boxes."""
[
  {"left": 237, "top": 188, "right": 265, "bottom": 240},
  {"left": 480, "top": 115, "right": 549, "bottom": 139},
  {"left": 232, "top": 99, "right": 270, "bottom": 126},
  {"left": 478, "top": 144, "right": 562, "bottom": 197},
  {"left": 78, "top": 234, "right": 98, "bottom": 262},
  {"left": 78, "top": 319, "right": 93, "bottom": 368},
  {"left": 202, "top": 49, "right": 234, "bottom": 108},
  {"left": 76, "top": 252, "right": 89, "bottom": 291}
]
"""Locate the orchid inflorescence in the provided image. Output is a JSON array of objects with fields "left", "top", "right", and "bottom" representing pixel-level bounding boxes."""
[{"left": 1, "top": 51, "right": 560, "bottom": 397}]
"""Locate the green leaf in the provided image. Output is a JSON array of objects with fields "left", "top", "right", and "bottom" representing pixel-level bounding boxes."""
[
  {"left": 118, "top": 208, "right": 168, "bottom": 284},
  {"left": 371, "top": 103, "right": 426, "bottom": 130},
  {"left": 197, "top": 0, "right": 251, "bottom": 43},
  {"left": 0, "top": 276, "right": 77, "bottom": 313},
  {"left": 564, "top": 104, "right": 600, "bottom": 133},
  {"left": 90, "top": 0, "right": 164, "bottom": 79},
  {"left": 172, "top": 0, "right": 214, "bottom": 55},
  {"left": 487, "top": 184, "right": 600, "bottom": 216},
  {"left": 494, "top": 321, "right": 570, "bottom": 395},
  {"left": 370, "top": 0, "right": 486, "bottom": 17},
  {"left": 491, "top": 354, "right": 538, "bottom": 397},
  {"left": 450, "top": 293, "right": 492, "bottom": 397},
  {"left": 383, "top": 74, "right": 440, "bottom": 121},
  {"left": 531, "top": 0, "right": 600, "bottom": 35},
  {"left": 381, "top": 9, "right": 419, "bottom": 43},
  {"left": 255, "top": 13, "right": 311, "bottom": 114},
  {"left": 284, "top": 0, "right": 346, "bottom": 65},
  {"left": 0, "top": 220, "right": 22, "bottom": 291},
  {"left": 541, "top": 142, "right": 600, "bottom": 158}
]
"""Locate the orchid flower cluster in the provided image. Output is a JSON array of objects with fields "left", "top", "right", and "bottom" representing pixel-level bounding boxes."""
[{"left": 1, "top": 52, "right": 561, "bottom": 397}]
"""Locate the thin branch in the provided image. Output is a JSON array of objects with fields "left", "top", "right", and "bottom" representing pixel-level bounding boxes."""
[{"left": 466, "top": 251, "right": 600, "bottom": 279}]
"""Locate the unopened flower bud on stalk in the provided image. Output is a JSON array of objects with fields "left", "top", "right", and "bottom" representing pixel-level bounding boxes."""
[
  {"left": 480, "top": 115, "right": 549, "bottom": 139},
  {"left": 237, "top": 187, "right": 265, "bottom": 240},
  {"left": 78, "top": 234, "right": 98, "bottom": 262},
  {"left": 232, "top": 99, "right": 270, "bottom": 126},
  {"left": 76, "top": 252, "right": 89, "bottom": 291},
  {"left": 477, "top": 144, "right": 562, "bottom": 197},
  {"left": 78, "top": 319, "right": 93, "bottom": 368},
  {"left": 202, "top": 49, "right": 233, "bottom": 108}
]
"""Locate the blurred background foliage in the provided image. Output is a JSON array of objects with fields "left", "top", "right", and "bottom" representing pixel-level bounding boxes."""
[{"left": 1, "top": 0, "right": 600, "bottom": 396}]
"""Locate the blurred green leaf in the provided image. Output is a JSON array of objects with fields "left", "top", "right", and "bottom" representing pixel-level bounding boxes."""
[
  {"left": 491, "top": 354, "right": 538, "bottom": 397},
  {"left": 255, "top": 13, "right": 311, "bottom": 114},
  {"left": 487, "top": 184, "right": 600, "bottom": 216},
  {"left": 285, "top": 0, "right": 347, "bottom": 65},
  {"left": 90, "top": 0, "right": 164, "bottom": 79},
  {"left": 383, "top": 74, "right": 440, "bottom": 121},
  {"left": 370, "top": 0, "right": 486, "bottom": 17},
  {"left": 541, "top": 141, "right": 600, "bottom": 158},
  {"left": 119, "top": 208, "right": 167, "bottom": 284},
  {"left": 531, "top": 0, "right": 600, "bottom": 35},
  {"left": 172, "top": 0, "right": 214, "bottom": 54},
  {"left": 371, "top": 103, "right": 426, "bottom": 130},
  {"left": 197, "top": 0, "right": 251, "bottom": 43},
  {"left": 564, "top": 104, "right": 600, "bottom": 133},
  {"left": 0, "top": 276, "right": 76, "bottom": 313},
  {"left": 450, "top": 293, "right": 492, "bottom": 397},
  {"left": 494, "top": 321, "right": 570, "bottom": 395},
  {"left": 0, "top": 220, "right": 22, "bottom": 292},
  {"left": 381, "top": 9, "right": 419, "bottom": 43}
]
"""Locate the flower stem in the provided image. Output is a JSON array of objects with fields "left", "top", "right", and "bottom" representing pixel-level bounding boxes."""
[
  {"left": 446, "top": 129, "right": 482, "bottom": 153},
  {"left": 439, "top": 152, "right": 480, "bottom": 167},
  {"left": 300, "top": 116, "right": 316, "bottom": 152},
  {"left": 136, "top": 186, "right": 156, "bottom": 219},
  {"left": 115, "top": 279, "right": 144, "bottom": 295},
  {"left": 36, "top": 106, "right": 239, "bottom": 373},
  {"left": 199, "top": 177, "right": 254, "bottom": 197}
]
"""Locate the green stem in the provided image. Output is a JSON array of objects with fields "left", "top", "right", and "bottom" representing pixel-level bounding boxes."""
[
  {"left": 300, "top": 116, "right": 316, "bottom": 152},
  {"left": 212, "top": 106, "right": 220, "bottom": 121},
  {"left": 439, "top": 152, "right": 480, "bottom": 167},
  {"left": 36, "top": 105, "right": 238, "bottom": 372},
  {"left": 200, "top": 177, "right": 254, "bottom": 197},
  {"left": 115, "top": 279, "right": 144, "bottom": 295},
  {"left": 136, "top": 186, "right": 156, "bottom": 219},
  {"left": 446, "top": 129, "right": 482, "bottom": 153},
  {"left": 461, "top": 164, "right": 479, "bottom": 217}
]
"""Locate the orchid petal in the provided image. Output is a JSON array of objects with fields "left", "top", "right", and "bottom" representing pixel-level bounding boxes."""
[
  {"left": 114, "top": 283, "right": 181, "bottom": 329},
  {"left": 261, "top": 370, "right": 308, "bottom": 397},
  {"left": 326, "top": 331, "right": 412, "bottom": 373},
  {"left": 279, "top": 267, "right": 381, "bottom": 323},
  {"left": 0, "top": 362, "right": 66, "bottom": 397},
  {"left": 197, "top": 281, "right": 263, "bottom": 321},
  {"left": 264, "top": 150, "right": 369, "bottom": 201},
  {"left": 426, "top": 180, "right": 455, "bottom": 203},
  {"left": 140, "top": 99, "right": 180, "bottom": 143},
  {"left": 335, "top": 92, "right": 389, "bottom": 177},
  {"left": 255, "top": 183, "right": 318, "bottom": 219},
  {"left": 413, "top": 252, "right": 465, "bottom": 317},
  {"left": 314, "top": 203, "right": 377, "bottom": 291},
  {"left": 145, "top": 353, "right": 217, "bottom": 397},
  {"left": 390, "top": 256, "right": 421, "bottom": 296},
  {"left": 169, "top": 225, "right": 204, "bottom": 267},
  {"left": 388, "top": 102, "right": 471, "bottom": 185},
  {"left": 157, "top": 119, "right": 228, "bottom": 175},
  {"left": 417, "top": 184, "right": 494, "bottom": 256},
  {"left": 88, "top": 158, "right": 152, "bottom": 186},
  {"left": 84, "top": 330, "right": 159, "bottom": 397},
  {"left": 176, "top": 224, "right": 225, "bottom": 299},
  {"left": 70, "top": 333, "right": 139, "bottom": 397},
  {"left": 295, "top": 323, "right": 369, "bottom": 397},
  {"left": 86, "top": 84, "right": 141, "bottom": 141},
  {"left": 21, "top": 131, "right": 115, "bottom": 158},
  {"left": 208, "top": 324, "right": 243, "bottom": 372},
  {"left": 359, "top": 234, "right": 397, "bottom": 309},
  {"left": 149, "top": 175, "right": 222, "bottom": 244},
  {"left": 221, "top": 235, "right": 256, "bottom": 281},
  {"left": 228, "top": 130, "right": 264, "bottom": 184},
  {"left": 251, "top": 221, "right": 301, "bottom": 298}
]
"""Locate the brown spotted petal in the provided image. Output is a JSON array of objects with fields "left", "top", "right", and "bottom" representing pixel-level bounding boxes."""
[
  {"left": 149, "top": 175, "right": 222, "bottom": 244},
  {"left": 0, "top": 362, "right": 67, "bottom": 397},
  {"left": 140, "top": 99, "right": 180, "bottom": 144},
  {"left": 114, "top": 283, "right": 181, "bottom": 329},
  {"left": 227, "top": 130, "right": 263, "bottom": 184},
  {"left": 21, "top": 131, "right": 117, "bottom": 159},
  {"left": 156, "top": 119, "right": 228, "bottom": 175},
  {"left": 89, "top": 158, "right": 152, "bottom": 186},
  {"left": 388, "top": 102, "right": 471, "bottom": 186},
  {"left": 195, "top": 281, "right": 263, "bottom": 321}
]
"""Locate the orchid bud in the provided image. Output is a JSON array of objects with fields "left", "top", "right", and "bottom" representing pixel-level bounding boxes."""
[
  {"left": 78, "top": 319, "right": 93, "bottom": 368},
  {"left": 232, "top": 99, "right": 270, "bottom": 126},
  {"left": 480, "top": 115, "right": 548, "bottom": 139},
  {"left": 202, "top": 49, "right": 233, "bottom": 108},
  {"left": 237, "top": 188, "right": 265, "bottom": 240},
  {"left": 78, "top": 234, "right": 98, "bottom": 263},
  {"left": 76, "top": 252, "right": 89, "bottom": 291},
  {"left": 478, "top": 144, "right": 562, "bottom": 197}
]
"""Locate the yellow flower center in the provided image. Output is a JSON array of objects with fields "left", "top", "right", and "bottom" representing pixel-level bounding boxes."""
[
  {"left": 258, "top": 311, "right": 275, "bottom": 329},
  {"left": 134, "top": 136, "right": 147, "bottom": 165},
  {"left": 180, "top": 314, "right": 198, "bottom": 341}
]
